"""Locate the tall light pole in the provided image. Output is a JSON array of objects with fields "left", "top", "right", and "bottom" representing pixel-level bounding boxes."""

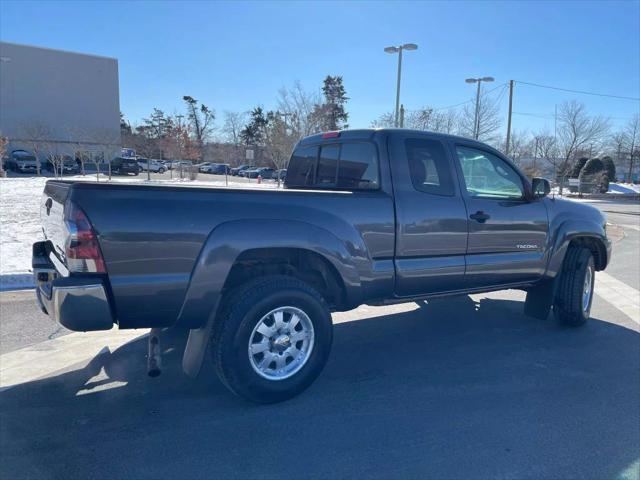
[
  {"left": 465, "top": 76, "right": 494, "bottom": 139},
  {"left": 384, "top": 43, "right": 418, "bottom": 127}
]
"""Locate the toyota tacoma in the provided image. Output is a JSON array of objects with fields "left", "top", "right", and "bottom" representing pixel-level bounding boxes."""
[{"left": 32, "top": 129, "right": 611, "bottom": 403}]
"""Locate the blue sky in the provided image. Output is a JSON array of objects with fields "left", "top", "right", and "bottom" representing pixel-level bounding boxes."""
[{"left": 1, "top": 0, "right": 639, "bottom": 135}]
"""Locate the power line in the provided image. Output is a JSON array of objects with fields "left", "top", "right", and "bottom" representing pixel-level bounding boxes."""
[
  {"left": 430, "top": 82, "right": 508, "bottom": 111},
  {"left": 513, "top": 111, "right": 555, "bottom": 119},
  {"left": 515, "top": 80, "right": 640, "bottom": 102}
]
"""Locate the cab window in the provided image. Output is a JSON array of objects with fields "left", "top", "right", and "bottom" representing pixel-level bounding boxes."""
[
  {"left": 286, "top": 142, "right": 379, "bottom": 190},
  {"left": 286, "top": 145, "right": 318, "bottom": 187},
  {"left": 405, "top": 138, "right": 455, "bottom": 196},
  {"left": 455, "top": 146, "right": 524, "bottom": 199}
]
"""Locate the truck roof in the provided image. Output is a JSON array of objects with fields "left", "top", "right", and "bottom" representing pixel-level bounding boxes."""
[{"left": 297, "top": 128, "right": 481, "bottom": 147}]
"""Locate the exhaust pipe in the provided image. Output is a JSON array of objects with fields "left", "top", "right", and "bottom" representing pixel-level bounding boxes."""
[{"left": 147, "top": 328, "right": 162, "bottom": 377}]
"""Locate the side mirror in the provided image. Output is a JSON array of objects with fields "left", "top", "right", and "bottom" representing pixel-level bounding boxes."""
[{"left": 532, "top": 177, "right": 551, "bottom": 198}]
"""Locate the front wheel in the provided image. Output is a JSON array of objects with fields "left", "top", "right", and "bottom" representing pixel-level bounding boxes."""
[
  {"left": 211, "top": 276, "right": 333, "bottom": 403},
  {"left": 554, "top": 246, "right": 595, "bottom": 327}
]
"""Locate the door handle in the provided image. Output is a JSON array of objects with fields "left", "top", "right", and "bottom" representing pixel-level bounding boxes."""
[{"left": 470, "top": 211, "right": 490, "bottom": 223}]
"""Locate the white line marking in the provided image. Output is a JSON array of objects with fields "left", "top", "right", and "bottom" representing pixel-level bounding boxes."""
[
  {"left": 595, "top": 271, "right": 640, "bottom": 326},
  {"left": 0, "top": 329, "right": 147, "bottom": 391}
]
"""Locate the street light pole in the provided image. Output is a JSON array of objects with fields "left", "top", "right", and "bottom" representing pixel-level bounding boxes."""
[
  {"left": 465, "top": 76, "right": 495, "bottom": 140},
  {"left": 474, "top": 80, "right": 482, "bottom": 139},
  {"left": 385, "top": 43, "right": 418, "bottom": 128},
  {"left": 394, "top": 47, "right": 403, "bottom": 128}
]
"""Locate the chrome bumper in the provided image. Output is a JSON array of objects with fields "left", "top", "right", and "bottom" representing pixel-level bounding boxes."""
[{"left": 33, "top": 241, "right": 115, "bottom": 332}]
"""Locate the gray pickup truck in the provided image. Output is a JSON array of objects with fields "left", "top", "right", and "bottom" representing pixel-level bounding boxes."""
[{"left": 33, "top": 129, "right": 611, "bottom": 403}]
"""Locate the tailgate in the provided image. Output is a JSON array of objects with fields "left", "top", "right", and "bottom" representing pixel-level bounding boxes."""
[{"left": 41, "top": 181, "right": 72, "bottom": 264}]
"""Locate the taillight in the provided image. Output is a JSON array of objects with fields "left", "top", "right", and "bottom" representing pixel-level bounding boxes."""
[{"left": 64, "top": 203, "right": 106, "bottom": 273}]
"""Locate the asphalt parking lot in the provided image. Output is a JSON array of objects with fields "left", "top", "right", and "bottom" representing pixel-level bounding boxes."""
[{"left": 1, "top": 198, "right": 638, "bottom": 479}]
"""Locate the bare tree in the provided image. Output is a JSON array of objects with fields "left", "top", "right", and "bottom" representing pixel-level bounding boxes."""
[
  {"left": 555, "top": 100, "right": 610, "bottom": 193},
  {"left": 371, "top": 112, "right": 395, "bottom": 128},
  {"left": 505, "top": 131, "right": 530, "bottom": 166},
  {"left": 458, "top": 92, "right": 501, "bottom": 143},
  {"left": 89, "top": 127, "right": 122, "bottom": 180},
  {"left": 623, "top": 114, "right": 639, "bottom": 182},
  {"left": 183, "top": 96, "right": 215, "bottom": 160},
  {"left": 264, "top": 112, "right": 297, "bottom": 171},
  {"left": 41, "top": 139, "right": 64, "bottom": 178},
  {"left": 610, "top": 131, "right": 627, "bottom": 168},
  {"left": 276, "top": 81, "right": 322, "bottom": 138},
  {"left": 20, "top": 121, "right": 52, "bottom": 175},
  {"left": 222, "top": 111, "right": 247, "bottom": 146},
  {"left": 371, "top": 107, "right": 458, "bottom": 134}
]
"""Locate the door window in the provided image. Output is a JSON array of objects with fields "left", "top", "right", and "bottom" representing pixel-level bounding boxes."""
[
  {"left": 456, "top": 146, "right": 524, "bottom": 199},
  {"left": 406, "top": 138, "right": 455, "bottom": 196}
]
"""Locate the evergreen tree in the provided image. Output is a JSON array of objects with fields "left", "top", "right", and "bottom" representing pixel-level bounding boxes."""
[
  {"left": 601, "top": 156, "right": 616, "bottom": 181},
  {"left": 312, "top": 75, "right": 349, "bottom": 131},
  {"left": 569, "top": 157, "right": 589, "bottom": 178},
  {"left": 142, "top": 108, "right": 174, "bottom": 139},
  {"left": 240, "top": 107, "right": 269, "bottom": 146}
]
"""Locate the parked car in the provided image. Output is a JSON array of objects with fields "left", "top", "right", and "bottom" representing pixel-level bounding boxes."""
[
  {"left": 238, "top": 166, "right": 259, "bottom": 177},
  {"left": 246, "top": 167, "right": 275, "bottom": 179},
  {"left": 33, "top": 129, "right": 611, "bottom": 405},
  {"left": 3, "top": 150, "right": 38, "bottom": 173},
  {"left": 274, "top": 169, "right": 287, "bottom": 181},
  {"left": 166, "top": 160, "right": 190, "bottom": 170},
  {"left": 211, "top": 163, "right": 231, "bottom": 174},
  {"left": 111, "top": 157, "right": 140, "bottom": 175},
  {"left": 197, "top": 162, "right": 213, "bottom": 172},
  {"left": 201, "top": 163, "right": 231, "bottom": 174},
  {"left": 230, "top": 164, "right": 255, "bottom": 176},
  {"left": 137, "top": 158, "right": 166, "bottom": 173},
  {"left": 44, "top": 155, "right": 80, "bottom": 175}
]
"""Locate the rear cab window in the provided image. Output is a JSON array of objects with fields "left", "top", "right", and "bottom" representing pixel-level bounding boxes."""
[
  {"left": 286, "top": 141, "right": 379, "bottom": 191},
  {"left": 405, "top": 138, "right": 455, "bottom": 196}
]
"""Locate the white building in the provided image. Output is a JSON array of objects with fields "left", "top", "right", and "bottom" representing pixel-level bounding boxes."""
[{"left": 0, "top": 41, "right": 121, "bottom": 165}]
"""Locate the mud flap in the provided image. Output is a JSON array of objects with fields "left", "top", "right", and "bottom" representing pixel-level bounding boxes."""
[
  {"left": 182, "top": 319, "right": 216, "bottom": 378},
  {"left": 524, "top": 279, "right": 556, "bottom": 320}
]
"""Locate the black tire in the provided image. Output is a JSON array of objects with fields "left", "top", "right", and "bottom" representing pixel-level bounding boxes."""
[
  {"left": 159, "top": 168, "right": 165, "bottom": 173},
  {"left": 554, "top": 246, "right": 595, "bottom": 327},
  {"left": 211, "top": 276, "right": 333, "bottom": 404}
]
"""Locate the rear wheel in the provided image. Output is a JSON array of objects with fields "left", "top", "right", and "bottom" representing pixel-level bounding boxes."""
[
  {"left": 211, "top": 276, "right": 333, "bottom": 403},
  {"left": 554, "top": 246, "right": 595, "bottom": 327}
]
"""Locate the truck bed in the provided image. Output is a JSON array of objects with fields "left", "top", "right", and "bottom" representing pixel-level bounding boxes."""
[{"left": 41, "top": 180, "right": 395, "bottom": 328}]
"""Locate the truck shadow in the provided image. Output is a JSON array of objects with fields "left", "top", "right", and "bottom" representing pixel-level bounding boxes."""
[{"left": 2, "top": 295, "right": 639, "bottom": 479}]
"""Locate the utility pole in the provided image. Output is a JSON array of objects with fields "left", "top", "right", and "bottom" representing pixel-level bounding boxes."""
[
  {"left": 505, "top": 80, "right": 514, "bottom": 155},
  {"left": 400, "top": 104, "right": 405, "bottom": 128}
]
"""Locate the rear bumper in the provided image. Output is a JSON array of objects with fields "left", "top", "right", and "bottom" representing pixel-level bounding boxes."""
[{"left": 33, "top": 241, "right": 115, "bottom": 332}]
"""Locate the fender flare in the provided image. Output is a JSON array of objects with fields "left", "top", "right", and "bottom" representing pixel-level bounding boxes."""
[
  {"left": 545, "top": 217, "right": 608, "bottom": 279},
  {"left": 179, "top": 218, "right": 364, "bottom": 377}
]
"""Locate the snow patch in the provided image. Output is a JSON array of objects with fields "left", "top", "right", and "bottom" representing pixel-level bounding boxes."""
[{"left": 608, "top": 183, "right": 640, "bottom": 194}]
